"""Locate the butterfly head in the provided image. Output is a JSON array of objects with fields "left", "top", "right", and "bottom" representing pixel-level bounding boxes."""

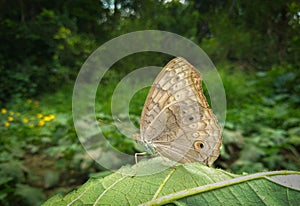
[{"left": 132, "top": 133, "right": 156, "bottom": 154}]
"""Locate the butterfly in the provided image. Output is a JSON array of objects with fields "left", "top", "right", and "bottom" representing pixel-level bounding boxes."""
[{"left": 133, "top": 57, "right": 222, "bottom": 166}]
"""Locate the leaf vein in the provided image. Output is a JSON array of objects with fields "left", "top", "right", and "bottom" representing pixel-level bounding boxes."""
[
  {"left": 93, "top": 176, "right": 127, "bottom": 206},
  {"left": 152, "top": 167, "right": 176, "bottom": 200}
]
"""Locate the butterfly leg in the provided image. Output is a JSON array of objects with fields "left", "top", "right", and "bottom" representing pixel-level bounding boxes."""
[
  {"left": 134, "top": 152, "right": 147, "bottom": 164},
  {"left": 128, "top": 152, "right": 147, "bottom": 177}
]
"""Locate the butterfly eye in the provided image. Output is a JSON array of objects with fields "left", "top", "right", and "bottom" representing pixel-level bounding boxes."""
[{"left": 194, "top": 141, "right": 204, "bottom": 150}]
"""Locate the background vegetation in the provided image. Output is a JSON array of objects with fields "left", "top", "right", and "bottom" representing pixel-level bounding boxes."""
[{"left": 0, "top": 0, "right": 299, "bottom": 205}]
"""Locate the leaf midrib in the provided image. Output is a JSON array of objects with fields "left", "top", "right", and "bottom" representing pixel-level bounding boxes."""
[{"left": 140, "top": 170, "right": 300, "bottom": 206}]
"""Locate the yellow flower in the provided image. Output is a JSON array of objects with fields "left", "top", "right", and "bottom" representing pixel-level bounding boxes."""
[
  {"left": 37, "top": 113, "right": 43, "bottom": 119},
  {"left": 1, "top": 108, "right": 7, "bottom": 114},
  {"left": 8, "top": 116, "right": 14, "bottom": 122},
  {"left": 4, "top": 122, "right": 10, "bottom": 127},
  {"left": 38, "top": 120, "right": 45, "bottom": 126},
  {"left": 43, "top": 114, "right": 55, "bottom": 122},
  {"left": 22, "top": 118, "right": 29, "bottom": 123},
  {"left": 28, "top": 123, "right": 34, "bottom": 128},
  {"left": 27, "top": 99, "right": 32, "bottom": 104},
  {"left": 43, "top": 116, "right": 50, "bottom": 121},
  {"left": 16, "top": 112, "right": 21, "bottom": 116},
  {"left": 49, "top": 114, "right": 55, "bottom": 120},
  {"left": 9, "top": 111, "right": 14, "bottom": 115}
]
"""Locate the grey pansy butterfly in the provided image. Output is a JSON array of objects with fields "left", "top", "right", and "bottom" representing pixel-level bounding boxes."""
[{"left": 134, "top": 57, "right": 222, "bottom": 166}]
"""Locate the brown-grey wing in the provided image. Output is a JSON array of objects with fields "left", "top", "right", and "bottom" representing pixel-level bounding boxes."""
[
  {"left": 154, "top": 98, "right": 222, "bottom": 166},
  {"left": 140, "top": 57, "right": 222, "bottom": 165},
  {"left": 140, "top": 57, "right": 193, "bottom": 140}
]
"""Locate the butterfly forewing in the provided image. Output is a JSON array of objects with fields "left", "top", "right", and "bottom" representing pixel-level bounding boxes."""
[{"left": 139, "top": 57, "right": 222, "bottom": 166}]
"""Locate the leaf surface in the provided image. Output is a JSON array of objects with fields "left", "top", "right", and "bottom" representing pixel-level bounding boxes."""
[{"left": 42, "top": 157, "right": 300, "bottom": 206}]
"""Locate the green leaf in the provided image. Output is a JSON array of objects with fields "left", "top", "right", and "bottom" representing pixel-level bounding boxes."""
[
  {"left": 15, "top": 184, "right": 46, "bottom": 206},
  {"left": 42, "top": 157, "right": 300, "bottom": 206}
]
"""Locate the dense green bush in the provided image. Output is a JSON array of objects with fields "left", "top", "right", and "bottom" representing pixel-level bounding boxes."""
[
  {"left": 221, "top": 64, "right": 300, "bottom": 173},
  {"left": 0, "top": 8, "right": 96, "bottom": 104},
  {"left": 0, "top": 88, "right": 92, "bottom": 206}
]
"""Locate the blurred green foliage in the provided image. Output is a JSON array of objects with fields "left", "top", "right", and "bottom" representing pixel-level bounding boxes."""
[{"left": 0, "top": 0, "right": 300, "bottom": 205}]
